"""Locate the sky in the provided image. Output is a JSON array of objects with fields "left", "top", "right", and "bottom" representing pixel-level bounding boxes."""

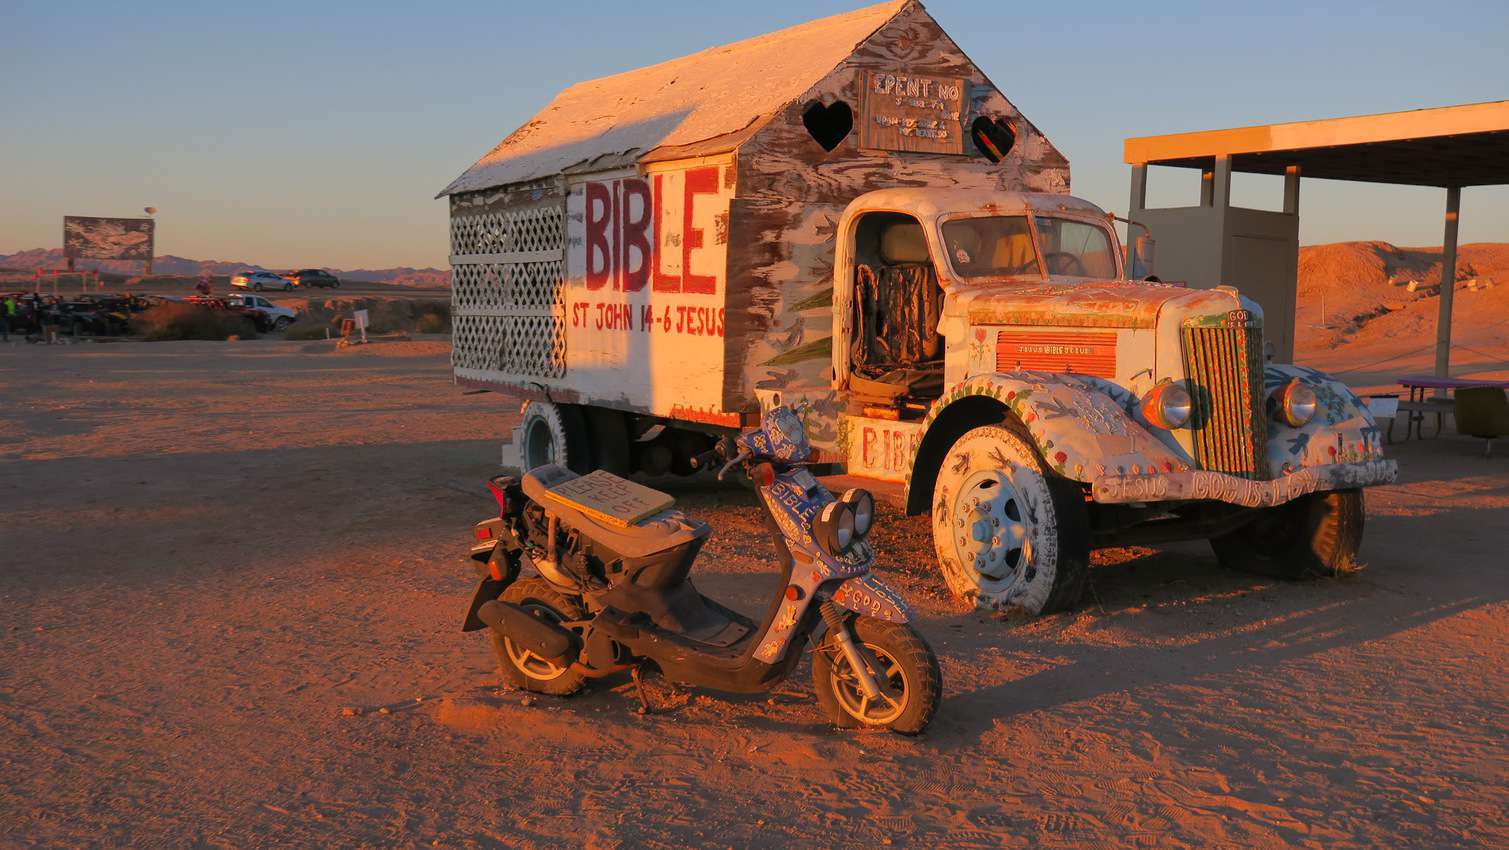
[{"left": 3, "top": 0, "right": 1506, "bottom": 269}]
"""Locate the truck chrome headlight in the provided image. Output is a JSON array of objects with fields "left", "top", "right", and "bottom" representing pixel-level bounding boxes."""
[
  {"left": 1274, "top": 379, "right": 1318, "bottom": 427},
  {"left": 814, "top": 500, "right": 856, "bottom": 555},
  {"left": 1141, "top": 381, "right": 1193, "bottom": 430}
]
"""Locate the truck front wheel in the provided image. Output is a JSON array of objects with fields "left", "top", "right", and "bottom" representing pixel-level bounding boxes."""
[
  {"left": 930, "top": 425, "right": 1089, "bottom": 615},
  {"left": 1210, "top": 489, "right": 1364, "bottom": 579}
]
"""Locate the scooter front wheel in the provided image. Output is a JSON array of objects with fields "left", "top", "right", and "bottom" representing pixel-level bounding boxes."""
[
  {"left": 813, "top": 617, "right": 940, "bottom": 736},
  {"left": 491, "top": 579, "right": 586, "bottom": 697}
]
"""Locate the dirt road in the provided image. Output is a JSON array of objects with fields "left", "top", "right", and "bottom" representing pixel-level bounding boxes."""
[{"left": 2, "top": 339, "right": 1504, "bottom": 848}]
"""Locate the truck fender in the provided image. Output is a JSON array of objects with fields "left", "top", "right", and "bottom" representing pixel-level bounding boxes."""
[
  {"left": 830, "top": 575, "right": 910, "bottom": 623},
  {"left": 904, "top": 372, "right": 1191, "bottom": 515},
  {"left": 1261, "top": 364, "right": 1387, "bottom": 473}
]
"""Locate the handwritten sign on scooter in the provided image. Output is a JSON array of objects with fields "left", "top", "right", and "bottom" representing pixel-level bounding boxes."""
[{"left": 544, "top": 470, "right": 675, "bottom": 528}]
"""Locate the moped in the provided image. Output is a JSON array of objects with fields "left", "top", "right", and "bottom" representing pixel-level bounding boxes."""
[{"left": 462, "top": 405, "right": 941, "bottom": 734}]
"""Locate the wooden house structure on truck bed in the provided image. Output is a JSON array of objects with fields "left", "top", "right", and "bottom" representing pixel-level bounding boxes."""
[{"left": 439, "top": 0, "right": 1067, "bottom": 456}]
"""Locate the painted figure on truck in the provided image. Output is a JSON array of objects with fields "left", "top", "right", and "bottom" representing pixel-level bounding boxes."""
[{"left": 439, "top": 1, "right": 1396, "bottom": 617}]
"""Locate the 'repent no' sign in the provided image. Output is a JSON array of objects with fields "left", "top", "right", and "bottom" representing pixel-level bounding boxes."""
[{"left": 859, "top": 70, "right": 969, "bottom": 155}]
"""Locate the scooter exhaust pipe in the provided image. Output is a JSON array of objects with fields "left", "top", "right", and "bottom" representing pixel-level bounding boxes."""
[{"left": 476, "top": 600, "right": 581, "bottom": 666}]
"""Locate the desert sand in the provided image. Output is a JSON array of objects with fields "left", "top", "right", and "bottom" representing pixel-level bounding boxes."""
[
  {"left": 1295, "top": 241, "right": 1509, "bottom": 392},
  {"left": 2, "top": 336, "right": 1506, "bottom": 849}
]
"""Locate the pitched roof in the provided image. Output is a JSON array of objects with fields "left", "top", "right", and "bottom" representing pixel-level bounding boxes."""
[{"left": 438, "top": 1, "right": 909, "bottom": 197}]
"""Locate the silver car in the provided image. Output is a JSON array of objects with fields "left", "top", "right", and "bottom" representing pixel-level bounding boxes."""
[{"left": 230, "top": 270, "right": 293, "bottom": 292}]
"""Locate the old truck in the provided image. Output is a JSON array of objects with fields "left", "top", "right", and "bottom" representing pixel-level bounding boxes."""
[{"left": 438, "top": 1, "right": 1396, "bottom": 614}]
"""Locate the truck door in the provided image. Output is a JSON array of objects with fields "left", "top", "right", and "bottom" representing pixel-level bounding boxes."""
[{"left": 839, "top": 212, "right": 946, "bottom": 414}]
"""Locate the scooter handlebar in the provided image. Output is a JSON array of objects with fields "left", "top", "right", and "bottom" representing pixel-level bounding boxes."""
[
  {"left": 688, "top": 448, "right": 721, "bottom": 472},
  {"left": 716, "top": 451, "right": 750, "bottom": 481}
]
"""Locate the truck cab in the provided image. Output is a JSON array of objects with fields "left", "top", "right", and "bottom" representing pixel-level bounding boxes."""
[
  {"left": 823, "top": 189, "right": 1395, "bottom": 614},
  {"left": 834, "top": 189, "right": 1126, "bottom": 413}
]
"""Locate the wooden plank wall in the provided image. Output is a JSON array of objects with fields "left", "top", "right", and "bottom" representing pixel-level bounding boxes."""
[{"left": 725, "top": 2, "right": 1070, "bottom": 454}]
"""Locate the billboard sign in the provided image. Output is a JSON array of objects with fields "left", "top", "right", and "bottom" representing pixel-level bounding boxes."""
[{"left": 63, "top": 216, "right": 155, "bottom": 261}]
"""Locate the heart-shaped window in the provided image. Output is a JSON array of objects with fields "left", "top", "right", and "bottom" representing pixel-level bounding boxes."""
[
  {"left": 802, "top": 100, "right": 853, "bottom": 153},
  {"left": 971, "top": 116, "right": 1016, "bottom": 163}
]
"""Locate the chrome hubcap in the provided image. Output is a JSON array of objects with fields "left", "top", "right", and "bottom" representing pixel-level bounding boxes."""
[{"left": 953, "top": 469, "right": 1032, "bottom": 587}]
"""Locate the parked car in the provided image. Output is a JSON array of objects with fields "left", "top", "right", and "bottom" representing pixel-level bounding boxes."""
[
  {"left": 226, "top": 293, "right": 298, "bottom": 332},
  {"left": 48, "top": 300, "right": 110, "bottom": 336},
  {"left": 285, "top": 268, "right": 340, "bottom": 289},
  {"left": 230, "top": 270, "right": 293, "bottom": 291}
]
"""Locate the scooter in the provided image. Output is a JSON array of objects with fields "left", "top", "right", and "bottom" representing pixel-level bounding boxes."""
[{"left": 461, "top": 405, "right": 941, "bottom": 735}]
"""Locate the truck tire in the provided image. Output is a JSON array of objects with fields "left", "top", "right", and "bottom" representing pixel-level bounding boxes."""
[
  {"left": 519, "top": 400, "right": 591, "bottom": 473},
  {"left": 583, "top": 407, "right": 631, "bottom": 475},
  {"left": 1210, "top": 489, "right": 1364, "bottom": 579},
  {"left": 930, "top": 425, "right": 1089, "bottom": 615}
]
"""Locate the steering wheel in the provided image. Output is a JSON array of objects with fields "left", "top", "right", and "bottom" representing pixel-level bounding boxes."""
[{"left": 1044, "top": 251, "right": 1088, "bottom": 277}]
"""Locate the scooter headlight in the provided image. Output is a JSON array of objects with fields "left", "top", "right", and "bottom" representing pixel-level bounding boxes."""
[
  {"left": 1141, "top": 381, "right": 1193, "bottom": 430},
  {"left": 841, "top": 488, "right": 874, "bottom": 537},
  {"left": 1274, "top": 379, "right": 1318, "bottom": 427},
  {"left": 814, "top": 500, "right": 856, "bottom": 556}
]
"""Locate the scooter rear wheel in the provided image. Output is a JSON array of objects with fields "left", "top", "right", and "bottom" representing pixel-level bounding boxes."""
[
  {"left": 491, "top": 579, "right": 586, "bottom": 697},
  {"left": 813, "top": 616, "right": 940, "bottom": 736}
]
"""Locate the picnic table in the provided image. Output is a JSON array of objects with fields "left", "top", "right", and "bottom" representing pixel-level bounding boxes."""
[{"left": 1389, "top": 374, "right": 1509, "bottom": 442}]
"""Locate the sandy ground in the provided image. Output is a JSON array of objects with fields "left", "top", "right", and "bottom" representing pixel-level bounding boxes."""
[{"left": 2, "top": 338, "right": 1506, "bottom": 849}]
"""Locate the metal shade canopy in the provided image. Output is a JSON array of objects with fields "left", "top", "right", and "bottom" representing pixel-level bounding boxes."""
[
  {"left": 1124, "top": 100, "right": 1509, "bottom": 378},
  {"left": 1124, "top": 100, "right": 1509, "bottom": 188}
]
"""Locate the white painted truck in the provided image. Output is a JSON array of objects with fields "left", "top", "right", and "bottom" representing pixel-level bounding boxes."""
[{"left": 439, "top": 1, "right": 1396, "bottom": 614}]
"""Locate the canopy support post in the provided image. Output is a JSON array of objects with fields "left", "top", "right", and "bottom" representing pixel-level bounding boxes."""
[
  {"left": 1433, "top": 186, "right": 1461, "bottom": 382},
  {"left": 1283, "top": 165, "right": 1301, "bottom": 214}
]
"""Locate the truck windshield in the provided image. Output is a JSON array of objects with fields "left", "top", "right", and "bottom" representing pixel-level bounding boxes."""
[
  {"left": 941, "top": 216, "right": 1040, "bottom": 278},
  {"left": 1033, "top": 217, "right": 1118, "bottom": 278}
]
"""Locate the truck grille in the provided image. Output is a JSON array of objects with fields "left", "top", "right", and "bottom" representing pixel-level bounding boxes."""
[{"left": 1181, "top": 326, "right": 1267, "bottom": 478}]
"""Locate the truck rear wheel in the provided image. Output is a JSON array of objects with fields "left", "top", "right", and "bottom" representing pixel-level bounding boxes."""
[
  {"left": 930, "top": 425, "right": 1089, "bottom": 615},
  {"left": 1210, "top": 489, "right": 1364, "bottom": 579},
  {"left": 518, "top": 401, "right": 591, "bottom": 473}
]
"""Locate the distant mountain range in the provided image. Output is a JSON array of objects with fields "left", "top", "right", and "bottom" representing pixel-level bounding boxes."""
[{"left": 0, "top": 248, "right": 448, "bottom": 288}]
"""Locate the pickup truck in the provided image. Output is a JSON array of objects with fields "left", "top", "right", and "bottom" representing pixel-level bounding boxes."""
[{"left": 226, "top": 294, "right": 298, "bottom": 332}]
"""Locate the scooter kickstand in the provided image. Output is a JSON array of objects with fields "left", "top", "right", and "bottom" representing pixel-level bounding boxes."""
[{"left": 631, "top": 665, "right": 654, "bottom": 715}]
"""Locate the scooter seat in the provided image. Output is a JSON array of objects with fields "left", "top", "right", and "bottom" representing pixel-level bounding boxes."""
[{"left": 522, "top": 464, "right": 709, "bottom": 559}]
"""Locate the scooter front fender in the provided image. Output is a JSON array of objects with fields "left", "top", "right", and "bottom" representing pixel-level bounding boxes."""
[{"left": 830, "top": 575, "right": 910, "bottom": 623}]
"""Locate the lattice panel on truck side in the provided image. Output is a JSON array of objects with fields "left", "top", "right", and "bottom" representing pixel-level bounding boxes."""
[
  {"left": 452, "top": 260, "right": 565, "bottom": 313},
  {"left": 451, "top": 314, "right": 566, "bottom": 378},
  {"left": 451, "top": 199, "right": 566, "bottom": 381},
  {"left": 450, "top": 205, "right": 564, "bottom": 256}
]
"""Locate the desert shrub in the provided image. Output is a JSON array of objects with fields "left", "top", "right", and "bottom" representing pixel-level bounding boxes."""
[
  {"left": 296, "top": 298, "right": 451, "bottom": 336},
  {"left": 132, "top": 303, "right": 258, "bottom": 341},
  {"left": 284, "top": 320, "right": 336, "bottom": 340}
]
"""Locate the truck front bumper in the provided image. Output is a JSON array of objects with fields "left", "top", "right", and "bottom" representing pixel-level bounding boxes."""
[{"left": 1091, "top": 459, "right": 1398, "bottom": 508}]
